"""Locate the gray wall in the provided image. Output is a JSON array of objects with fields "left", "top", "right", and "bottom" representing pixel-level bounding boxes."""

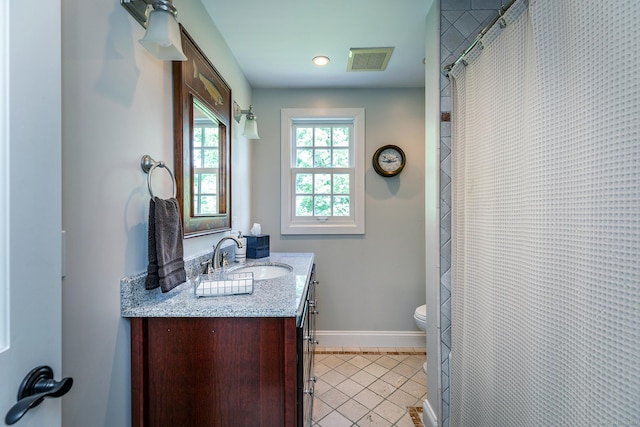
[
  {"left": 60, "top": 1, "right": 252, "bottom": 425},
  {"left": 252, "top": 89, "right": 426, "bottom": 334}
]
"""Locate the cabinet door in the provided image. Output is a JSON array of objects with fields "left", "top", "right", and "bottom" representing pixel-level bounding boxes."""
[{"left": 132, "top": 317, "right": 295, "bottom": 427}]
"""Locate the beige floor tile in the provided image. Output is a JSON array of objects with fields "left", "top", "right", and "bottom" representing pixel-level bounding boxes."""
[
  {"left": 373, "top": 399, "right": 406, "bottom": 424},
  {"left": 311, "top": 397, "right": 333, "bottom": 422},
  {"left": 363, "top": 362, "right": 389, "bottom": 378},
  {"left": 399, "top": 378, "right": 426, "bottom": 399},
  {"left": 375, "top": 355, "right": 401, "bottom": 370},
  {"left": 396, "top": 412, "right": 418, "bottom": 427},
  {"left": 348, "top": 355, "right": 374, "bottom": 369},
  {"left": 393, "top": 361, "right": 420, "bottom": 378},
  {"left": 318, "top": 410, "right": 352, "bottom": 427},
  {"left": 334, "top": 361, "right": 361, "bottom": 377},
  {"left": 353, "top": 388, "right": 384, "bottom": 408},
  {"left": 403, "top": 355, "right": 428, "bottom": 370},
  {"left": 362, "top": 353, "right": 383, "bottom": 362},
  {"left": 313, "top": 378, "right": 332, "bottom": 398},
  {"left": 335, "top": 378, "right": 366, "bottom": 397},
  {"left": 387, "top": 388, "right": 420, "bottom": 408},
  {"left": 334, "top": 353, "right": 356, "bottom": 362},
  {"left": 411, "top": 370, "right": 427, "bottom": 386},
  {"left": 355, "top": 411, "right": 392, "bottom": 426},
  {"left": 321, "top": 369, "right": 348, "bottom": 387},
  {"left": 323, "top": 354, "right": 347, "bottom": 369},
  {"left": 368, "top": 378, "right": 396, "bottom": 398},
  {"left": 312, "top": 348, "right": 427, "bottom": 427},
  {"left": 337, "top": 399, "right": 369, "bottom": 423},
  {"left": 313, "top": 362, "right": 332, "bottom": 376},
  {"left": 319, "top": 387, "right": 349, "bottom": 409},
  {"left": 350, "top": 370, "right": 377, "bottom": 387},
  {"left": 381, "top": 370, "right": 408, "bottom": 388}
]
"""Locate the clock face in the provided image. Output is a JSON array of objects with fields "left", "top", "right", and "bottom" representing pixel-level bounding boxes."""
[{"left": 373, "top": 145, "right": 405, "bottom": 177}]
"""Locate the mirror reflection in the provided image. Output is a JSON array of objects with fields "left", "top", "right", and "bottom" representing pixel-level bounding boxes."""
[
  {"left": 173, "top": 26, "right": 232, "bottom": 237},
  {"left": 192, "top": 99, "right": 222, "bottom": 216}
]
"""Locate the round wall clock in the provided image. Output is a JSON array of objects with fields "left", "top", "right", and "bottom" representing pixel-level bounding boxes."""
[{"left": 372, "top": 144, "right": 406, "bottom": 177}]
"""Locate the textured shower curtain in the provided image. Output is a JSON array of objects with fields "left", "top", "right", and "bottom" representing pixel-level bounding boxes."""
[{"left": 449, "top": 0, "right": 639, "bottom": 425}]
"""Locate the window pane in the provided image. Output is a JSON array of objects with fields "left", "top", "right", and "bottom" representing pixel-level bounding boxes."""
[
  {"left": 333, "top": 196, "right": 350, "bottom": 216},
  {"left": 296, "top": 128, "right": 313, "bottom": 146},
  {"left": 314, "top": 174, "right": 331, "bottom": 194},
  {"left": 193, "top": 174, "right": 200, "bottom": 192},
  {"left": 193, "top": 150, "right": 203, "bottom": 168},
  {"left": 332, "top": 127, "right": 349, "bottom": 146},
  {"left": 314, "top": 127, "right": 331, "bottom": 147},
  {"left": 332, "top": 148, "right": 349, "bottom": 167},
  {"left": 198, "top": 195, "right": 218, "bottom": 215},
  {"left": 314, "top": 196, "right": 331, "bottom": 216},
  {"left": 314, "top": 149, "right": 331, "bottom": 167},
  {"left": 203, "top": 148, "right": 219, "bottom": 168},
  {"left": 296, "top": 196, "right": 313, "bottom": 216},
  {"left": 200, "top": 173, "right": 217, "bottom": 193},
  {"left": 295, "top": 174, "right": 313, "bottom": 194},
  {"left": 333, "top": 174, "right": 350, "bottom": 194},
  {"left": 193, "top": 128, "right": 203, "bottom": 147},
  {"left": 296, "top": 148, "right": 313, "bottom": 167},
  {"left": 204, "top": 128, "right": 219, "bottom": 146}
]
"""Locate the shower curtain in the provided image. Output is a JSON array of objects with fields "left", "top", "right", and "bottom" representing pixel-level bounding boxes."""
[{"left": 449, "top": 0, "right": 639, "bottom": 425}]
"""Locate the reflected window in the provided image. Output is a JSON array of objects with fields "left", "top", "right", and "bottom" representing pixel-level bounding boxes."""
[{"left": 192, "top": 98, "right": 221, "bottom": 216}]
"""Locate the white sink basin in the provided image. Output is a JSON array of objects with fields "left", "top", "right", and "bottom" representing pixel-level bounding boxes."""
[{"left": 228, "top": 262, "right": 293, "bottom": 280}]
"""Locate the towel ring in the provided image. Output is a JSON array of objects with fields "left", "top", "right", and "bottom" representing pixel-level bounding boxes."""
[{"left": 140, "top": 155, "right": 177, "bottom": 199}]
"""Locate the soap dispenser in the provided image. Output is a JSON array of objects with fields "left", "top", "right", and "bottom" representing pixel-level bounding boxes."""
[{"left": 235, "top": 231, "right": 247, "bottom": 263}]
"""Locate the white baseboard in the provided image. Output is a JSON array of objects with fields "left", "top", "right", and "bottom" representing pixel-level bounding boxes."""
[
  {"left": 423, "top": 399, "right": 438, "bottom": 427},
  {"left": 315, "top": 330, "right": 426, "bottom": 348}
]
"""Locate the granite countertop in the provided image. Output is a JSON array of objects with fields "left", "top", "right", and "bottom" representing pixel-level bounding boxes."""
[{"left": 121, "top": 252, "right": 315, "bottom": 323}]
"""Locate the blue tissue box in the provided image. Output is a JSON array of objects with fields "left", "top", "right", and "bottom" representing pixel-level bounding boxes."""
[{"left": 246, "top": 234, "right": 269, "bottom": 259}]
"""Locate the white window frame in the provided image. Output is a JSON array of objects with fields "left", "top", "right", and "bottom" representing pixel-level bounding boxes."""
[{"left": 281, "top": 108, "right": 365, "bottom": 235}]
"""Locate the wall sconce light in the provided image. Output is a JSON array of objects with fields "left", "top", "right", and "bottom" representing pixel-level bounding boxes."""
[
  {"left": 233, "top": 102, "right": 260, "bottom": 140},
  {"left": 121, "top": 0, "right": 187, "bottom": 61}
]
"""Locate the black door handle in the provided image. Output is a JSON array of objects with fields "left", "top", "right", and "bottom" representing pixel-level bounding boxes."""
[{"left": 5, "top": 366, "right": 73, "bottom": 425}]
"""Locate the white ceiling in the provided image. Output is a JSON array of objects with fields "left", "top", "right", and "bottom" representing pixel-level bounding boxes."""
[{"left": 200, "top": 0, "right": 428, "bottom": 89}]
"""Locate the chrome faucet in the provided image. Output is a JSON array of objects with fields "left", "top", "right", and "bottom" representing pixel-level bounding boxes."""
[{"left": 212, "top": 235, "right": 244, "bottom": 271}]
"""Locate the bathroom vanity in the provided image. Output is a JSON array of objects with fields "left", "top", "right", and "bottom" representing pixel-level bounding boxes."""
[{"left": 121, "top": 253, "right": 317, "bottom": 427}]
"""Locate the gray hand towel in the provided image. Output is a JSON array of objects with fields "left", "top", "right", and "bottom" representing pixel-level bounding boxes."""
[{"left": 145, "top": 197, "right": 186, "bottom": 293}]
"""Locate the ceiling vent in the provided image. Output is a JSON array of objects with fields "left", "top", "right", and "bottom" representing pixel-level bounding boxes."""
[{"left": 347, "top": 47, "right": 394, "bottom": 72}]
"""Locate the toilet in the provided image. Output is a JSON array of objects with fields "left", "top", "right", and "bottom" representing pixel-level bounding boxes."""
[
  {"left": 414, "top": 304, "right": 427, "bottom": 331},
  {"left": 414, "top": 304, "right": 427, "bottom": 373}
]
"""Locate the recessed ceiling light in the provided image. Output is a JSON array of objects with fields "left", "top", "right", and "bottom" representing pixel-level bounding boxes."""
[{"left": 312, "top": 56, "right": 330, "bottom": 66}]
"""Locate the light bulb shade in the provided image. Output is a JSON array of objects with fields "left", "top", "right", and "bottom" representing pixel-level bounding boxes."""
[
  {"left": 139, "top": 9, "right": 187, "bottom": 61},
  {"left": 242, "top": 117, "right": 260, "bottom": 139}
]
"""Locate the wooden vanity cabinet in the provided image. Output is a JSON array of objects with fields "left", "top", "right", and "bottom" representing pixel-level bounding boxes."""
[
  {"left": 297, "top": 271, "right": 317, "bottom": 427},
  {"left": 130, "top": 269, "right": 317, "bottom": 427}
]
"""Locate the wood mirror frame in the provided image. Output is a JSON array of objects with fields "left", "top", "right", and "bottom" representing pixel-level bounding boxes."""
[{"left": 173, "top": 26, "right": 231, "bottom": 237}]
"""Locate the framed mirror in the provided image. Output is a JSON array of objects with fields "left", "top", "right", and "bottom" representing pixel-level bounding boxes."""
[{"left": 173, "top": 26, "right": 231, "bottom": 237}]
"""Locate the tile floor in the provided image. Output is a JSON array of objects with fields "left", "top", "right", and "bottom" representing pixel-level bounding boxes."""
[{"left": 312, "top": 347, "right": 426, "bottom": 427}]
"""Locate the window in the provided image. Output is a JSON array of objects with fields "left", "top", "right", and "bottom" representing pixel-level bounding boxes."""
[
  {"left": 281, "top": 108, "right": 365, "bottom": 235},
  {"left": 192, "top": 98, "right": 220, "bottom": 216}
]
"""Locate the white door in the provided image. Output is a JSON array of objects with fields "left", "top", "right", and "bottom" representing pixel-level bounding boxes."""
[{"left": 0, "top": 1, "right": 64, "bottom": 426}]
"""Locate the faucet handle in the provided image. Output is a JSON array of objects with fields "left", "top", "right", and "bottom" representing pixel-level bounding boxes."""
[{"left": 221, "top": 252, "right": 229, "bottom": 268}]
